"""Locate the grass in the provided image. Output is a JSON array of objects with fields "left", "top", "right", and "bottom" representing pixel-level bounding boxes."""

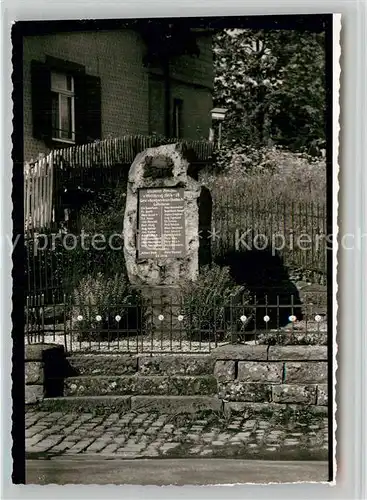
[{"left": 202, "top": 147, "right": 327, "bottom": 278}]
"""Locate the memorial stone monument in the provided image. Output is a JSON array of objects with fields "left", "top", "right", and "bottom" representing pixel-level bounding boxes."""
[{"left": 123, "top": 143, "right": 212, "bottom": 332}]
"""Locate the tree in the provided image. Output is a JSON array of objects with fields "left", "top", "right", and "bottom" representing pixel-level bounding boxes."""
[{"left": 213, "top": 29, "right": 326, "bottom": 155}]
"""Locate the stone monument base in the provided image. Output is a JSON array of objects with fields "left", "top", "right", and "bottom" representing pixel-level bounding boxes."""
[{"left": 139, "top": 286, "right": 184, "bottom": 339}]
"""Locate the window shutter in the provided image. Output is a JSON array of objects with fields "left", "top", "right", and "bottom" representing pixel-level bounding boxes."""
[
  {"left": 73, "top": 71, "right": 87, "bottom": 144},
  {"left": 85, "top": 75, "right": 102, "bottom": 142},
  {"left": 74, "top": 73, "right": 101, "bottom": 144},
  {"left": 31, "top": 60, "right": 52, "bottom": 141}
]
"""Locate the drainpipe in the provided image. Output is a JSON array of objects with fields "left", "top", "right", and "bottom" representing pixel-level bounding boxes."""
[{"left": 163, "top": 57, "right": 171, "bottom": 138}]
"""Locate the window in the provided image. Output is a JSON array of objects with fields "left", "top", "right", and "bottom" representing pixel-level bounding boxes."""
[
  {"left": 172, "top": 98, "right": 183, "bottom": 138},
  {"left": 31, "top": 58, "right": 101, "bottom": 146},
  {"left": 51, "top": 71, "right": 75, "bottom": 143}
]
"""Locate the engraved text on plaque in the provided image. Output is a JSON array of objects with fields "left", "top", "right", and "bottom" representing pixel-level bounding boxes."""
[{"left": 137, "top": 188, "right": 186, "bottom": 259}]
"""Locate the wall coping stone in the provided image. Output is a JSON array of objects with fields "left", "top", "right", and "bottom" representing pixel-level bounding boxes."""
[
  {"left": 25, "top": 343, "right": 65, "bottom": 361},
  {"left": 268, "top": 345, "right": 327, "bottom": 361},
  {"left": 210, "top": 345, "right": 268, "bottom": 360}
]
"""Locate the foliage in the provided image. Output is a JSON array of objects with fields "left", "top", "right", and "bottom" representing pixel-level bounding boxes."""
[
  {"left": 72, "top": 272, "right": 141, "bottom": 340},
  {"left": 213, "top": 29, "right": 326, "bottom": 155},
  {"left": 258, "top": 330, "right": 327, "bottom": 346},
  {"left": 79, "top": 181, "right": 127, "bottom": 233},
  {"left": 59, "top": 182, "right": 129, "bottom": 293},
  {"left": 203, "top": 146, "right": 326, "bottom": 205},
  {"left": 200, "top": 147, "right": 327, "bottom": 280},
  {"left": 179, "top": 265, "right": 250, "bottom": 341}
]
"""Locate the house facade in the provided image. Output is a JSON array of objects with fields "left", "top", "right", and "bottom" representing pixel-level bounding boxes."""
[{"left": 23, "top": 27, "right": 214, "bottom": 162}]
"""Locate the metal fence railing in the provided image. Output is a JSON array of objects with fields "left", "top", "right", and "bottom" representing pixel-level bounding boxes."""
[
  {"left": 25, "top": 290, "right": 327, "bottom": 354},
  {"left": 25, "top": 198, "right": 327, "bottom": 305},
  {"left": 212, "top": 198, "right": 327, "bottom": 283}
]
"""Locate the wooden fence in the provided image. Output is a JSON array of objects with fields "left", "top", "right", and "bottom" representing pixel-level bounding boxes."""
[
  {"left": 24, "top": 154, "right": 55, "bottom": 231},
  {"left": 24, "top": 135, "right": 214, "bottom": 230}
]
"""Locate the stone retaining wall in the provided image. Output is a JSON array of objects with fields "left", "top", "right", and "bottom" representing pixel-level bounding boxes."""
[
  {"left": 25, "top": 344, "right": 65, "bottom": 404},
  {"left": 27, "top": 343, "right": 328, "bottom": 413},
  {"left": 212, "top": 345, "right": 328, "bottom": 410}
]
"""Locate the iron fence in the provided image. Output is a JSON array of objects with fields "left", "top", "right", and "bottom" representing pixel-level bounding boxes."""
[
  {"left": 212, "top": 198, "right": 327, "bottom": 283},
  {"left": 25, "top": 290, "right": 327, "bottom": 354},
  {"left": 25, "top": 198, "right": 327, "bottom": 304}
]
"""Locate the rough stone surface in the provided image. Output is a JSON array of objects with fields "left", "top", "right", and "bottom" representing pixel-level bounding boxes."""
[
  {"left": 25, "top": 361, "right": 44, "bottom": 385},
  {"left": 224, "top": 402, "right": 288, "bottom": 414},
  {"left": 237, "top": 362, "right": 283, "bottom": 383},
  {"left": 130, "top": 396, "right": 222, "bottom": 413},
  {"left": 138, "top": 355, "right": 214, "bottom": 376},
  {"left": 25, "top": 385, "right": 44, "bottom": 404},
  {"left": 211, "top": 345, "right": 268, "bottom": 361},
  {"left": 268, "top": 346, "right": 327, "bottom": 361},
  {"left": 64, "top": 375, "right": 217, "bottom": 397},
  {"left": 213, "top": 361, "right": 236, "bottom": 381},
  {"left": 37, "top": 396, "right": 132, "bottom": 413},
  {"left": 317, "top": 384, "right": 328, "bottom": 405},
  {"left": 285, "top": 362, "right": 327, "bottom": 384},
  {"left": 25, "top": 343, "right": 64, "bottom": 361},
  {"left": 69, "top": 355, "right": 137, "bottom": 376},
  {"left": 123, "top": 143, "right": 202, "bottom": 287},
  {"left": 272, "top": 385, "right": 317, "bottom": 404},
  {"left": 218, "top": 382, "right": 272, "bottom": 402}
]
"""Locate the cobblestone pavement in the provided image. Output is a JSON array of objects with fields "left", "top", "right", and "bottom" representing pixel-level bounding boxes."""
[{"left": 26, "top": 410, "right": 329, "bottom": 460}]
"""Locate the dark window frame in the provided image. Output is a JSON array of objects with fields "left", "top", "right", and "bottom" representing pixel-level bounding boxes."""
[{"left": 31, "top": 56, "right": 101, "bottom": 147}]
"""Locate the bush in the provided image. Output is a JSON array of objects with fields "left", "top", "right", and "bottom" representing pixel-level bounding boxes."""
[
  {"left": 179, "top": 265, "right": 251, "bottom": 341},
  {"left": 200, "top": 146, "right": 327, "bottom": 280},
  {"left": 203, "top": 146, "right": 326, "bottom": 205},
  {"left": 71, "top": 272, "right": 142, "bottom": 341},
  {"left": 79, "top": 181, "right": 127, "bottom": 233},
  {"left": 257, "top": 330, "right": 327, "bottom": 346}
]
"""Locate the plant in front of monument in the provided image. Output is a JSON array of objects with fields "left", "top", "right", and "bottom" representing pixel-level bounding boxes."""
[
  {"left": 179, "top": 264, "right": 251, "bottom": 342},
  {"left": 71, "top": 272, "right": 142, "bottom": 342}
]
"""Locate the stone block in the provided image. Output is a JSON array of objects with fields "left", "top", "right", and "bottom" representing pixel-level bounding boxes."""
[
  {"left": 285, "top": 362, "right": 328, "bottom": 384},
  {"left": 69, "top": 355, "right": 137, "bottom": 376},
  {"left": 25, "top": 343, "right": 64, "bottom": 361},
  {"left": 64, "top": 375, "right": 218, "bottom": 397},
  {"left": 25, "top": 385, "right": 44, "bottom": 404},
  {"left": 268, "top": 346, "right": 327, "bottom": 361},
  {"left": 138, "top": 355, "right": 214, "bottom": 376},
  {"left": 25, "top": 361, "right": 44, "bottom": 385},
  {"left": 36, "top": 396, "right": 131, "bottom": 414},
  {"left": 272, "top": 385, "right": 317, "bottom": 404},
  {"left": 123, "top": 143, "right": 203, "bottom": 287},
  {"left": 218, "top": 382, "right": 272, "bottom": 402},
  {"left": 130, "top": 395, "right": 222, "bottom": 414},
  {"left": 211, "top": 344, "right": 268, "bottom": 361},
  {"left": 317, "top": 384, "right": 328, "bottom": 405},
  {"left": 237, "top": 362, "right": 283, "bottom": 383},
  {"left": 214, "top": 360, "right": 236, "bottom": 381}
]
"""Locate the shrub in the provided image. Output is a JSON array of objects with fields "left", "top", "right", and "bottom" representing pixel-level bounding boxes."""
[
  {"left": 200, "top": 146, "right": 327, "bottom": 280},
  {"left": 257, "top": 330, "right": 327, "bottom": 346},
  {"left": 79, "top": 182, "right": 127, "bottom": 233},
  {"left": 71, "top": 272, "right": 142, "bottom": 341},
  {"left": 178, "top": 264, "right": 251, "bottom": 341},
  {"left": 203, "top": 146, "right": 326, "bottom": 205}
]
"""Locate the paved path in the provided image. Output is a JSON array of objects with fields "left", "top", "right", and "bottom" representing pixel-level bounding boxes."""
[
  {"left": 26, "top": 458, "right": 330, "bottom": 485},
  {"left": 26, "top": 410, "right": 328, "bottom": 461}
]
